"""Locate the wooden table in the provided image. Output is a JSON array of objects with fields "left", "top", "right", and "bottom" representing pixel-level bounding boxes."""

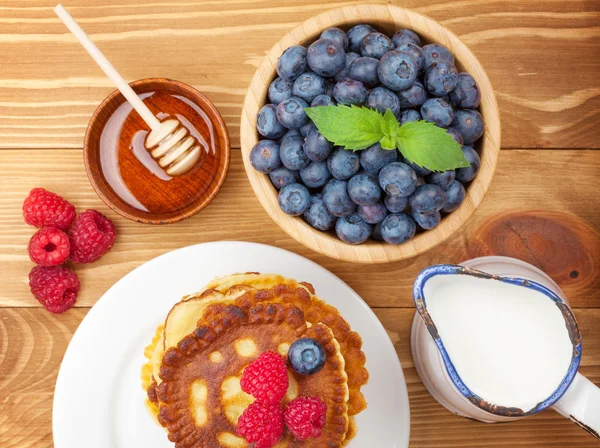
[{"left": 0, "top": 0, "right": 598, "bottom": 446}]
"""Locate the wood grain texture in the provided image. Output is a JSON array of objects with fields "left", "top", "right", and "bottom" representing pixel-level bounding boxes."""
[
  {"left": 0, "top": 149, "right": 598, "bottom": 308},
  {"left": 240, "top": 3, "right": 501, "bottom": 263},
  {"left": 1, "top": 2, "right": 599, "bottom": 446},
  {"left": 0, "top": 0, "right": 598, "bottom": 149},
  {"left": 0, "top": 307, "right": 598, "bottom": 447}
]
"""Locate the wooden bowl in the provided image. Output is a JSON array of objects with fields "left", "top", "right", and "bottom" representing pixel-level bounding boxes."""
[
  {"left": 241, "top": 4, "right": 501, "bottom": 263},
  {"left": 84, "top": 78, "right": 230, "bottom": 224}
]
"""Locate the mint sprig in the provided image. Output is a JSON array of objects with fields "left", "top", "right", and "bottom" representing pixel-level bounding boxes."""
[{"left": 304, "top": 105, "right": 470, "bottom": 172}]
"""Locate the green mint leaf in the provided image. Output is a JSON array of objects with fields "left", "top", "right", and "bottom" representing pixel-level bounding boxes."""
[
  {"left": 395, "top": 120, "right": 470, "bottom": 172},
  {"left": 304, "top": 105, "right": 384, "bottom": 150},
  {"left": 381, "top": 109, "right": 399, "bottom": 139},
  {"left": 380, "top": 135, "right": 396, "bottom": 150},
  {"left": 379, "top": 109, "right": 400, "bottom": 149}
]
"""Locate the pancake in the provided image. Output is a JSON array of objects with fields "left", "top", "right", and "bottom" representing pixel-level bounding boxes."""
[
  {"left": 201, "top": 274, "right": 368, "bottom": 416},
  {"left": 156, "top": 302, "right": 349, "bottom": 448},
  {"left": 142, "top": 323, "right": 165, "bottom": 417},
  {"left": 142, "top": 273, "right": 368, "bottom": 416}
]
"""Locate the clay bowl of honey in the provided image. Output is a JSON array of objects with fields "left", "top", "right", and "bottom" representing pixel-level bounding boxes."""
[{"left": 84, "top": 78, "right": 230, "bottom": 224}]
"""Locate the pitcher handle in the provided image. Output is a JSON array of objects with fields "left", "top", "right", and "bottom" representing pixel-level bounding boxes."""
[{"left": 553, "top": 373, "right": 600, "bottom": 439}]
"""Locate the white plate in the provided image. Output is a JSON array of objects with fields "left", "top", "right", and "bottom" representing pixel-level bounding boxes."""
[{"left": 53, "top": 242, "right": 410, "bottom": 447}]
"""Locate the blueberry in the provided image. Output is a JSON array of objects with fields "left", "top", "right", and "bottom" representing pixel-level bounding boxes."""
[
  {"left": 422, "top": 43, "right": 454, "bottom": 69},
  {"left": 378, "top": 50, "right": 418, "bottom": 91},
  {"left": 269, "top": 166, "right": 299, "bottom": 190},
  {"left": 279, "top": 134, "right": 310, "bottom": 170},
  {"left": 397, "top": 43, "right": 425, "bottom": 72},
  {"left": 404, "top": 159, "right": 431, "bottom": 177},
  {"left": 384, "top": 194, "right": 408, "bottom": 213},
  {"left": 307, "top": 38, "right": 346, "bottom": 77},
  {"left": 320, "top": 27, "right": 349, "bottom": 51},
  {"left": 281, "top": 128, "right": 301, "bottom": 142},
  {"left": 276, "top": 97, "right": 309, "bottom": 129},
  {"left": 303, "top": 193, "right": 337, "bottom": 231},
  {"left": 442, "top": 180, "right": 466, "bottom": 213},
  {"left": 379, "top": 162, "right": 418, "bottom": 197},
  {"left": 360, "top": 142, "right": 398, "bottom": 173},
  {"left": 303, "top": 129, "right": 333, "bottom": 162},
  {"left": 348, "top": 57, "right": 380, "bottom": 88},
  {"left": 347, "top": 24, "right": 376, "bottom": 53},
  {"left": 292, "top": 72, "right": 327, "bottom": 103},
  {"left": 371, "top": 222, "right": 384, "bottom": 241},
  {"left": 361, "top": 32, "right": 394, "bottom": 59},
  {"left": 311, "top": 94, "right": 337, "bottom": 107},
  {"left": 300, "top": 121, "right": 317, "bottom": 137},
  {"left": 327, "top": 147, "right": 360, "bottom": 180},
  {"left": 358, "top": 202, "right": 388, "bottom": 224},
  {"left": 425, "top": 61, "right": 458, "bottom": 96},
  {"left": 277, "top": 45, "right": 308, "bottom": 81},
  {"left": 421, "top": 97, "right": 454, "bottom": 128},
  {"left": 300, "top": 161, "right": 331, "bottom": 188},
  {"left": 325, "top": 79, "right": 336, "bottom": 97},
  {"left": 333, "top": 79, "right": 368, "bottom": 106},
  {"left": 413, "top": 211, "right": 441, "bottom": 230},
  {"left": 257, "top": 104, "right": 286, "bottom": 139},
  {"left": 278, "top": 183, "right": 310, "bottom": 216},
  {"left": 348, "top": 171, "right": 381, "bottom": 206},
  {"left": 336, "top": 213, "right": 373, "bottom": 244},
  {"left": 268, "top": 77, "right": 293, "bottom": 105},
  {"left": 322, "top": 179, "right": 357, "bottom": 217},
  {"left": 400, "top": 109, "right": 421, "bottom": 125},
  {"left": 455, "top": 145, "right": 481, "bottom": 182},
  {"left": 288, "top": 338, "right": 326, "bottom": 375},
  {"left": 392, "top": 29, "right": 421, "bottom": 47},
  {"left": 449, "top": 73, "right": 481, "bottom": 109},
  {"left": 452, "top": 109, "right": 484, "bottom": 145},
  {"left": 426, "top": 170, "right": 455, "bottom": 190},
  {"left": 409, "top": 184, "right": 446, "bottom": 213},
  {"left": 447, "top": 127, "right": 464, "bottom": 145},
  {"left": 334, "top": 52, "right": 361, "bottom": 82},
  {"left": 366, "top": 86, "right": 400, "bottom": 116},
  {"left": 397, "top": 81, "right": 427, "bottom": 109},
  {"left": 250, "top": 140, "right": 281, "bottom": 173},
  {"left": 380, "top": 213, "right": 416, "bottom": 244}
]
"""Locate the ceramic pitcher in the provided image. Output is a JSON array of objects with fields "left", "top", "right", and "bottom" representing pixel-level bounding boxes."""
[{"left": 411, "top": 256, "right": 600, "bottom": 439}]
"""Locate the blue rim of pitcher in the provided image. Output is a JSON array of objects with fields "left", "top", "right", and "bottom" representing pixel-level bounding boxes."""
[{"left": 413, "top": 264, "right": 582, "bottom": 417}]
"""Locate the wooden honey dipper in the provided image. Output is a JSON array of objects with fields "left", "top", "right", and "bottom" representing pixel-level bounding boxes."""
[{"left": 54, "top": 4, "right": 201, "bottom": 176}]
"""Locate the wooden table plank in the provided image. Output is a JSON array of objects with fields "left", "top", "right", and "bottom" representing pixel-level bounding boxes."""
[
  {"left": 0, "top": 0, "right": 598, "bottom": 149},
  {"left": 1, "top": 307, "right": 598, "bottom": 448},
  {"left": 1, "top": 2, "right": 599, "bottom": 447},
  {"left": 1, "top": 149, "right": 599, "bottom": 309}
]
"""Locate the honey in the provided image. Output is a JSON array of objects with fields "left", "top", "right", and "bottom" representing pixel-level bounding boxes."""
[{"left": 97, "top": 89, "right": 222, "bottom": 218}]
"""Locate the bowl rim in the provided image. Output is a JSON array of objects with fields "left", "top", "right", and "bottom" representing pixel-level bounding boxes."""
[
  {"left": 240, "top": 4, "right": 501, "bottom": 263},
  {"left": 83, "top": 77, "right": 231, "bottom": 225}
]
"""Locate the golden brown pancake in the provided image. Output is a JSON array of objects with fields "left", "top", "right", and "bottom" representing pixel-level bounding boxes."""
[
  {"left": 156, "top": 302, "right": 349, "bottom": 448},
  {"left": 142, "top": 273, "right": 368, "bottom": 416},
  {"left": 202, "top": 274, "right": 368, "bottom": 416},
  {"left": 141, "top": 324, "right": 164, "bottom": 417}
]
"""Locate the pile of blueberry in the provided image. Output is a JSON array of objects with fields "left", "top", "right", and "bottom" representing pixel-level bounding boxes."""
[{"left": 250, "top": 24, "right": 483, "bottom": 245}]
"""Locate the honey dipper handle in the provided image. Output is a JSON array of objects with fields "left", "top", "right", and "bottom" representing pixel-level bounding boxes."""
[{"left": 53, "top": 4, "right": 161, "bottom": 131}]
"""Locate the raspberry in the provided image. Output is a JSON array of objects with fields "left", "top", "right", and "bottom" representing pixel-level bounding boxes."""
[
  {"left": 284, "top": 396, "right": 327, "bottom": 441},
  {"left": 29, "top": 266, "right": 80, "bottom": 314},
  {"left": 69, "top": 210, "right": 116, "bottom": 263},
  {"left": 23, "top": 188, "right": 76, "bottom": 230},
  {"left": 240, "top": 351, "right": 288, "bottom": 404},
  {"left": 28, "top": 227, "right": 70, "bottom": 266},
  {"left": 236, "top": 401, "right": 283, "bottom": 448}
]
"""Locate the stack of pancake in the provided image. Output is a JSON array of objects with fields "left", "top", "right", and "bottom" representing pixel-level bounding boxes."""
[{"left": 141, "top": 273, "right": 368, "bottom": 447}]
